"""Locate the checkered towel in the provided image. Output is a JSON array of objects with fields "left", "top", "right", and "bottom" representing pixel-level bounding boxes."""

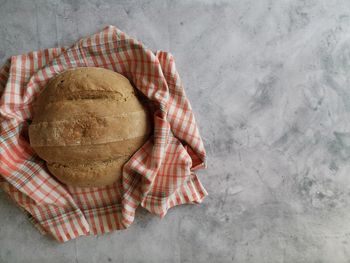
[{"left": 0, "top": 26, "right": 207, "bottom": 242}]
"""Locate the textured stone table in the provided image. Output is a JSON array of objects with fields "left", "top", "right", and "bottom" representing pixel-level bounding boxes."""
[{"left": 2, "top": 0, "right": 350, "bottom": 262}]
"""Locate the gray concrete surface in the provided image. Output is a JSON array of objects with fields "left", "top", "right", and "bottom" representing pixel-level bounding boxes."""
[{"left": 1, "top": 0, "right": 350, "bottom": 262}]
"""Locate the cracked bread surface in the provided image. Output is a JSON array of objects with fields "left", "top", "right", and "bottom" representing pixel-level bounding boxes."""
[{"left": 29, "top": 67, "right": 151, "bottom": 187}]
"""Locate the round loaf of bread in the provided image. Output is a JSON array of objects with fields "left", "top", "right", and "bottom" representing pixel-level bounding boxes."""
[{"left": 28, "top": 67, "right": 151, "bottom": 187}]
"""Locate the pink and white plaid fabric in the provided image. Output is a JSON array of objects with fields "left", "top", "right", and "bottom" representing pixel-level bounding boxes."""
[{"left": 0, "top": 26, "right": 207, "bottom": 242}]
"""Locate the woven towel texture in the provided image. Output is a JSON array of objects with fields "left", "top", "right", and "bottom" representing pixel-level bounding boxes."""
[{"left": 0, "top": 26, "right": 207, "bottom": 242}]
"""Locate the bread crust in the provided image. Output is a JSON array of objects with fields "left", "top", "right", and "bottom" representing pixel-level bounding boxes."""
[{"left": 29, "top": 67, "right": 151, "bottom": 187}]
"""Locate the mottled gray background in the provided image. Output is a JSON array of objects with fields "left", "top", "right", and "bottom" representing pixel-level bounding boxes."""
[{"left": 1, "top": 0, "right": 350, "bottom": 262}]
